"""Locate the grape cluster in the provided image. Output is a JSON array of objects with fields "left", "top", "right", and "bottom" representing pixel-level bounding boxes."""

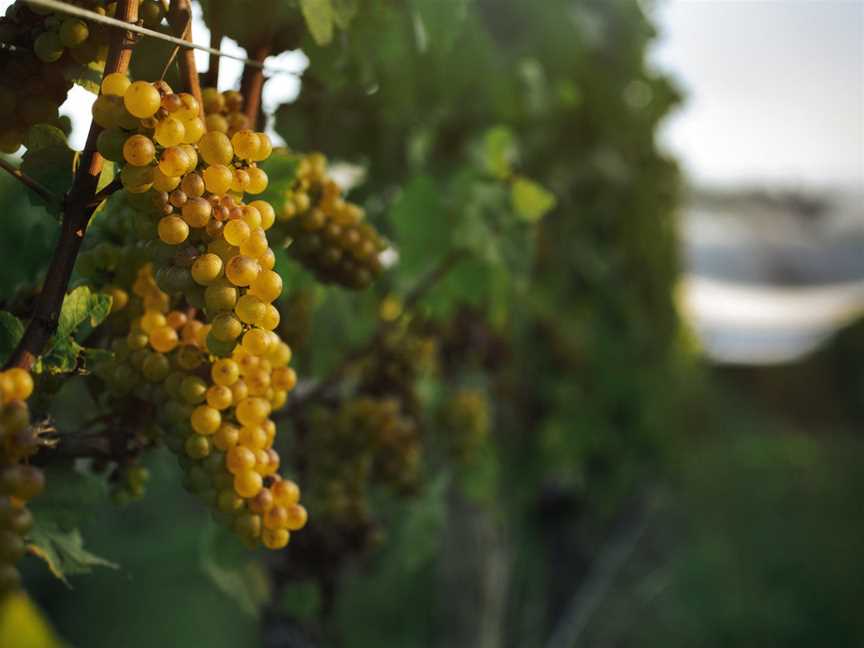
[
  {"left": 0, "top": 0, "right": 159, "bottom": 152},
  {"left": 82, "top": 75, "right": 308, "bottom": 549},
  {"left": 92, "top": 262, "right": 306, "bottom": 549},
  {"left": 201, "top": 86, "right": 252, "bottom": 136},
  {"left": 273, "top": 153, "right": 386, "bottom": 289},
  {"left": 0, "top": 368, "right": 42, "bottom": 597}
]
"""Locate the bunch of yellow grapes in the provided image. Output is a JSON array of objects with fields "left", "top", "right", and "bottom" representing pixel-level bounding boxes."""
[
  {"left": 201, "top": 87, "right": 253, "bottom": 136},
  {"left": 87, "top": 74, "right": 308, "bottom": 549},
  {"left": 275, "top": 153, "right": 386, "bottom": 289},
  {"left": 97, "top": 263, "right": 306, "bottom": 549},
  {"left": 0, "top": 368, "right": 42, "bottom": 596}
]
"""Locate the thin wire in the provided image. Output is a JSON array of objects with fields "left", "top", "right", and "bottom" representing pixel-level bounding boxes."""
[{"left": 22, "top": 0, "right": 298, "bottom": 76}]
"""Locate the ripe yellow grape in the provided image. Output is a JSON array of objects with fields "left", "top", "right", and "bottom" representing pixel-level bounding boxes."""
[
  {"left": 158, "top": 215, "right": 189, "bottom": 244},
  {"left": 181, "top": 172, "right": 205, "bottom": 197},
  {"left": 182, "top": 117, "right": 206, "bottom": 144},
  {"left": 202, "top": 164, "right": 233, "bottom": 195},
  {"left": 191, "top": 253, "right": 223, "bottom": 285},
  {"left": 257, "top": 304, "right": 280, "bottom": 331},
  {"left": 240, "top": 205, "right": 262, "bottom": 229},
  {"left": 264, "top": 505, "right": 288, "bottom": 530},
  {"left": 259, "top": 248, "right": 276, "bottom": 270},
  {"left": 149, "top": 325, "right": 179, "bottom": 353},
  {"left": 226, "top": 255, "right": 260, "bottom": 287},
  {"left": 251, "top": 133, "right": 273, "bottom": 162},
  {"left": 246, "top": 368, "right": 271, "bottom": 396},
  {"left": 239, "top": 228, "right": 268, "bottom": 258},
  {"left": 234, "top": 470, "right": 263, "bottom": 498},
  {"left": 211, "top": 358, "right": 240, "bottom": 386},
  {"left": 205, "top": 113, "right": 229, "bottom": 133},
  {"left": 285, "top": 504, "right": 308, "bottom": 531},
  {"left": 152, "top": 166, "right": 182, "bottom": 191},
  {"left": 242, "top": 328, "right": 272, "bottom": 355},
  {"left": 230, "top": 168, "right": 251, "bottom": 193},
  {"left": 154, "top": 117, "right": 185, "bottom": 147},
  {"left": 181, "top": 197, "right": 213, "bottom": 228},
  {"left": 249, "top": 270, "right": 282, "bottom": 303},
  {"left": 198, "top": 131, "right": 234, "bottom": 166},
  {"left": 6, "top": 368, "right": 33, "bottom": 401},
  {"left": 271, "top": 367, "right": 297, "bottom": 391},
  {"left": 235, "top": 294, "right": 265, "bottom": 325},
  {"left": 190, "top": 405, "right": 221, "bottom": 435},
  {"left": 223, "top": 219, "right": 251, "bottom": 246},
  {"left": 206, "top": 385, "right": 233, "bottom": 410},
  {"left": 246, "top": 168, "right": 268, "bottom": 194},
  {"left": 175, "top": 93, "right": 200, "bottom": 121},
  {"left": 101, "top": 72, "right": 130, "bottom": 97},
  {"left": 124, "top": 81, "right": 161, "bottom": 118},
  {"left": 214, "top": 423, "right": 240, "bottom": 451},
  {"left": 239, "top": 425, "right": 267, "bottom": 450},
  {"left": 231, "top": 130, "right": 260, "bottom": 160},
  {"left": 140, "top": 311, "right": 167, "bottom": 334},
  {"left": 262, "top": 528, "right": 289, "bottom": 550},
  {"left": 249, "top": 200, "right": 275, "bottom": 230},
  {"left": 122, "top": 134, "right": 156, "bottom": 166},
  {"left": 225, "top": 445, "right": 255, "bottom": 475},
  {"left": 159, "top": 146, "right": 191, "bottom": 177},
  {"left": 235, "top": 397, "right": 270, "bottom": 426}
]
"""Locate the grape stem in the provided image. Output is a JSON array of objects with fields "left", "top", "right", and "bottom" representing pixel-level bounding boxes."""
[
  {"left": 0, "top": 157, "right": 59, "bottom": 208},
  {"left": 3, "top": 0, "right": 140, "bottom": 371},
  {"left": 167, "top": 0, "right": 203, "bottom": 116}
]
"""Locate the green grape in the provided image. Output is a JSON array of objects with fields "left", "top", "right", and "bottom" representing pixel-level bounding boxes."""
[
  {"left": 141, "top": 352, "right": 170, "bottom": 382},
  {"left": 184, "top": 434, "right": 211, "bottom": 459},
  {"left": 204, "top": 281, "right": 238, "bottom": 312},
  {"left": 33, "top": 31, "right": 63, "bottom": 63},
  {"left": 179, "top": 376, "right": 207, "bottom": 405},
  {"left": 211, "top": 313, "right": 242, "bottom": 342},
  {"left": 59, "top": 18, "right": 89, "bottom": 48},
  {"left": 121, "top": 165, "right": 154, "bottom": 193},
  {"left": 96, "top": 128, "right": 127, "bottom": 162}
]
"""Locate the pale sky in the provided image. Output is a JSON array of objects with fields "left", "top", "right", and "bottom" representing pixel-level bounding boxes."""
[{"left": 651, "top": 0, "right": 864, "bottom": 189}]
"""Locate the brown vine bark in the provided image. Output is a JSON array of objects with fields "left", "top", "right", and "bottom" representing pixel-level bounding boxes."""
[
  {"left": 240, "top": 43, "right": 271, "bottom": 129},
  {"left": 3, "top": 0, "right": 140, "bottom": 371},
  {"left": 167, "top": 0, "right": 203, "bottom": 114}
]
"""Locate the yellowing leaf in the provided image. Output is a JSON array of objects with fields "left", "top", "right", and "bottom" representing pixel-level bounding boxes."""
[
  {"left": 511, "top": 176, "right": 556, "bottom": 222},
  {"left": 0, "top": 593, "right": 63, "bottom": 648},
  {"left": 300, "top": 0, "right": 335, "bottom": 45}
]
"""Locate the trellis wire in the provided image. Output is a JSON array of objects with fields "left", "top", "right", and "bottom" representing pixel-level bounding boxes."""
[{"left": 20, "top": 0, "right": 298, "bottom": 76}]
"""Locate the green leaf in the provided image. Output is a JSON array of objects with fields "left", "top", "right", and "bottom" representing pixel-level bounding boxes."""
[
  {"left": 511, "top": 176, "right": 557, "bottom": 221},
  {"left": 482, "top": 126, "right": 517, "bottom": 180},
  {"left": 200, "top": 525, "right": 270, "bottom": 616},
  {"left": 388, "top": 175, "right": 451, "bottom": 283},
  {"left": 300, "top": 0, "right": 334, "bottom": 45},
  {"left": 24, "top": 125, "right": 67, "bottom": 153},
  {"left": 20, "top": 144, "right": 77, "bottom": 216},
  {"left": 0, "top": 312, "right": 24, "bottom": 366},
  {"left": 56, "top": 286, "right": 111, "bottom": 339},
  {"left": 260, "top": 152, "right": 299, "bottom": 208},
  {"left": 61, "top": 59, "right": 104, "bottom": 94},
  {"left": 28, "top": 521, "right": 118, "bottom": 587}
]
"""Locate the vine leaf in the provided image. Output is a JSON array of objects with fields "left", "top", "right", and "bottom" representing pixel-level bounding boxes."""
[
  {"left": 24, "top": 125, "right": 68, "bottom": 153},
  {"left": 20, "top": 137, "right": 78, "bottom": 218},
  {"left": 28, "top": 522, "right": 118, "bottom": 588},
  {"left": 482, "top": 126, "right": 517, "bottom": 180},
  {"left": 511, "top": 176, "right": 556, "bottom": 222},
  {"left": 331, "top": 0, "right": 359, "bottom": 29},
  {"left": 0, "top": 312, "right": 24, "bottom": 366},
  {"left": 300, "top": 0, "right": 334, "bottom": 45},
  {"left": 61, "top": 60, "right": 104, "bottom": 94},
  {"left": 200, "top": 524, "right": 270, "bottom": 616},
  {"left": 0, "top": 592, "right": 64, "bottom": 648},
  {"left": 42, "top": 287, "right": 112, "bottom": 374}
]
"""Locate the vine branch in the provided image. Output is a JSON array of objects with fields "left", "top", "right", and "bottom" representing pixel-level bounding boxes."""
[
  {"left": 167, "top": 0, "right": 203, "bottom": 113},
  {"left": 240, "top": 43, "right": 271, "bottom": 129},
  {"left": 3, "top": 0, "right": 139, "bottom": 371},
  {"left": 202, "top": 13, "right": 223, "bottom": 87},
  {"left": 0, "top": 157, "right": 58, "bottom": 207}
]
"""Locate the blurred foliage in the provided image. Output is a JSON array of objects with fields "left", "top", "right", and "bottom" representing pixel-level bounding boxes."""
[{"left": 1, "top": 0, "right": 859, "bottom": 647}]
